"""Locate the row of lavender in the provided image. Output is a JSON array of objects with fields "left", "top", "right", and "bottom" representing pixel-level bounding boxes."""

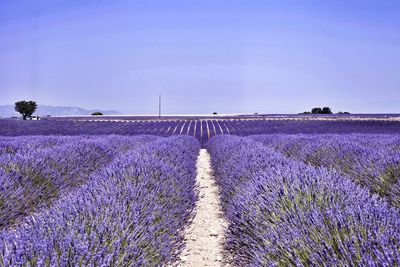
[
  {"left": 207, "top": 135, "right": 400, "bottom": 266},
  {"left": 0, "top": 135, "right": 157, "bottom": 229},
  {"left": 2, "top": 119, "right": 400, "bottom": 145},
  {"left": 0, "top": 135, "right": 199, "bottom": 266},
  {"left": 251, "top": 134, "right": 400, "bottom": 208}
]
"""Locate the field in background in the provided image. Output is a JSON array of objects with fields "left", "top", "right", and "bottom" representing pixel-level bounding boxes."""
[{"left": 1, "top": 114, "right": 400, "bottom": 145}]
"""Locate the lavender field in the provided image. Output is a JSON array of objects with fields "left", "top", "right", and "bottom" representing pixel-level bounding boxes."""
[
  {"left": 2, "top": 0, "right": 399, "bottom": 265},
  {"left": 2, "top": 116, "right": 400, "bottom": 145},
  {"left": 1, "top": 117, "right": 400, "bottom": 265},
  {"left": 207, "top": 135, "right": 400, "bottom": 266},
  {"left": 0, "top": 134, "right": 199, "bottom": 265}
]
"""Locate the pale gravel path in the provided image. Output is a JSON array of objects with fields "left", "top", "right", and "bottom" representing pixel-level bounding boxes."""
[{"left": 178, "top": 149, "right": 229, "bottom": 267}]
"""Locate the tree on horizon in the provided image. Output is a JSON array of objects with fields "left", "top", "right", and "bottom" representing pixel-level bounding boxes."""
[{"left": 15, "top": 101, "right": 37, "bottom": 120}]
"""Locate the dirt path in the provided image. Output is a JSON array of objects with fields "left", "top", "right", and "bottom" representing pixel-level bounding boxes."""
[{"left": 179, "top": 149, "right": 229, "bottom": 267}]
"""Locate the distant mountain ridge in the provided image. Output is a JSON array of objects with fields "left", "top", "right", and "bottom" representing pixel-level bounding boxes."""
[{"left": 0, "top": 105, "right": 121, "bottom": 117}]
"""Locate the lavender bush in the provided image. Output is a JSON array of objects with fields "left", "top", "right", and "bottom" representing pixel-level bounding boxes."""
[
  {"left": 207, "top": 135, "right": 400, "bottom": 266},
  {"left": 0, "top": 135, "right": 157, "bottom": 229},
  {"left": 251, "top": 134, "right": 400, "bottom": 208},
  {"left": 0, "top": 135, "right": 199, "bottom": 266}
]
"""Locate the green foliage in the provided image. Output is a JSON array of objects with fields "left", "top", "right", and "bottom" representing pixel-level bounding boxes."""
[
  {"left": 321, "top": 107, "right": 332, "bottom": 114},
  {"left": 15, "top": 101, "right": 37, "bottom": 120},
  {"left": 91, "top": 112, "right": 103, "bottom": 116},
  {"left": 311, "top": 107, "right": 322, "bottom": 114},
  {"left": 309, "top": 107, "right": 333, "bottom": 114}
]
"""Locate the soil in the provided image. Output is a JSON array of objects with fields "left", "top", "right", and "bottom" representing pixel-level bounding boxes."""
[{"left": 178, "top": 149, "right": 229, "bottom": 267}]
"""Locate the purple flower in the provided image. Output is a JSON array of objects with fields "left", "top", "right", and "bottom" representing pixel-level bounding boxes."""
[
  {"left": 207, "top": 135, "right": 400, "bottom": 266},
  {"left": 0, "top": 135, "right": 199, "bottom": 266}
]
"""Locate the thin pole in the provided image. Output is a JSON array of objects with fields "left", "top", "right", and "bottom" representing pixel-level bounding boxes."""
[{"left": 159, "top": 94, "right": 161, "bottom": 118}]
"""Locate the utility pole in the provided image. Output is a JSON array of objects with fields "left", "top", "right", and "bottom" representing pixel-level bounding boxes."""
[{"left": 158, "top": 94, "right": 161, "bottom": 118}]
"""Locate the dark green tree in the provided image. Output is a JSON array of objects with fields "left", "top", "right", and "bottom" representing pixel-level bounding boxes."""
[
  {"left": 15, "top": 101, "right": 37, "bottom": 120},
  {"left": 321, "top": 107, "right": 333, "bottom": 114},
  {"left": 311, "top": 107, "right": 322, "bottom": 114},
  {"left": 91, "top": 112, "right": 103, "bottom": 116}
]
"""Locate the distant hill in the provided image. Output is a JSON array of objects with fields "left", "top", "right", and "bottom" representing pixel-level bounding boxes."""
[{"left": 0, "top": 105, "right": 121, "bottom": 117}]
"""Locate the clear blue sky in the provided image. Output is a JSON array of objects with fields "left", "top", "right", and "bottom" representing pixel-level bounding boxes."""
[{"left": 0, "top": 0, "right": 399, "bottom": 114}]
